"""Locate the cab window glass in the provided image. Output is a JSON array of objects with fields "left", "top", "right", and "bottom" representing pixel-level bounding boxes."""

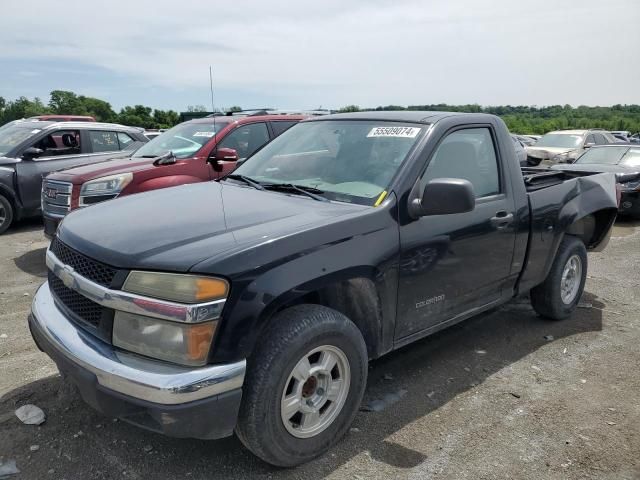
[
  {"left": 89, "top": 131, "right": 119, "bottom": 153},
  {"left": 218, "top": 123, "right": 269, "bottom": 159},
  {"left": 421, "top": 128, "right": 500, "bottom": 198},
  {"left": 34, "top": 130, "right": 81, "bottom": 157}
]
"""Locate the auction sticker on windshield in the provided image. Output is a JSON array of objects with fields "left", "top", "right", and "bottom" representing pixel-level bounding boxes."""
[
  {"left": 193, "top": 132, "right": 215, "bottom": 138},
  {"left": 367, "top": 126, "right": 421, "bottom": 138}
]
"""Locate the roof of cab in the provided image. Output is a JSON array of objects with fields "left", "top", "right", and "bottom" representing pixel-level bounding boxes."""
[
  {"left": 188, "top": 114, "right": 307, "bottom": 125},
  {"left": 303, "top": 110, "right": 482, "bottom": 124}
]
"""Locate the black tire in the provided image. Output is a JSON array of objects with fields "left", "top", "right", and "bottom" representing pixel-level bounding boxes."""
[
  {"left": 0, "top": 194, "right": 14, "bottom": 235},
  {"left": 235, "top": 304, "right": 368, "bottom": 467},
  {"left": 530, "top": 235, "right": 587, "bottom": 320}
]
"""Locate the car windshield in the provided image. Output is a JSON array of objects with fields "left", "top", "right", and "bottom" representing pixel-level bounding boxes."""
[
  {"left": 535, "top": 133, "right": 583, "bottom": 149},
  {"left": 133, "top": 121, "right": 228, "bottom": 159},
  {"left": 621, "top": 148, "right": 640, "bottom": 168},
  {"left": 575, "top": 147, "right": 628, "bottom": 165},
  {"left": 232, "top": 120, "right": 425, "bottom": 205},
  {"left": 0, "top": 124, "right": 38, "bottom": 156}
]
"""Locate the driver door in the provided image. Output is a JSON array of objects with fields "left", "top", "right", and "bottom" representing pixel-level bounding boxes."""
[{"left": 15, "top": 129, "right": 85, "bottom": 213}]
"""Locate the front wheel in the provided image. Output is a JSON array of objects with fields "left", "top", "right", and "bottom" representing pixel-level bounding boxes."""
[
  {"left": 0, "top": 195, "right": 14, "bottom": 235},
  {"left": 235, "top": 304, "right": 368, "bottom": 467},
  {"left": 530, "top": 236, "right": 587, "bottom": 320}
]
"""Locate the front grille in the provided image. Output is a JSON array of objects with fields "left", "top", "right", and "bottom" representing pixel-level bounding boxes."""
[
  {"left": 42, "top": 180, "right": 72, "bottom": 217},
  {"left": 48, "top": 271, "right": 104, "bottom": 327},
  {"left": 50, "top": 237, "right": 117, "bottom": 287}
]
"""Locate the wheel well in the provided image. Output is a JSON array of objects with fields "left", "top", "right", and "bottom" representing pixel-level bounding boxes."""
[
  {"left": 565, "top": 209, "right": 616, "bottom": 249},
  {"left": 269, "top": 277, "right": 383, "bottom": 359},
  {"left": 0, "top": 188, "right": 17, "bottom": 215}
]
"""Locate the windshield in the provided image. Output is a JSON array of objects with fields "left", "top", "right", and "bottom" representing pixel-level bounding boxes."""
[
  {"left": 0, "top": 124, "right": 38, "bottom": 156},
  {"left": 621, "top": 148, "right": 640, "bottom": 168},
  {"left": 575, "top": 146, "right": 628, "bottom": 165},
  {"left": 133, "top": 121, "right": 227, "bottom": 159},
  {"left": 232, "top": 120, "right": 425, "bottom": 205},
  {"left": 535, "top": 133, "right": 583, "bottom": 149}
]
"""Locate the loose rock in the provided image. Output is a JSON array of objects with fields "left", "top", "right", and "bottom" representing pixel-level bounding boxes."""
[
  {"left": 15, "top": 404, "right": 46, "bottom": 425},
  {"left": 0, "top": 459, "right": 20, "bottom": 476},
  {"left": 30, "top": 444, "right": 40, "bottom": 452}
]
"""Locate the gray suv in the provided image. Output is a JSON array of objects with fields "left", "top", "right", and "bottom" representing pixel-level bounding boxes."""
[{"left": 0, "top": 120, "right": 147, "bottom": 234}]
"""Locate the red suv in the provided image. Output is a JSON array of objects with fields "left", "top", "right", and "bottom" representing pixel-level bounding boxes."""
[{"left": 42, "top": 114, "right": 304, "bottom": 237}]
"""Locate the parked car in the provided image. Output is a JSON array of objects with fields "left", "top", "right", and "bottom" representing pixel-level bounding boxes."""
[
  {"left": 0, "top": 120, "right": 147, "bottom": 234},
  {"left": 29, "top": 115, "right": 97, "bottom": 122},
  {"left": 511, "top": 134, "right": 528, "bottom": 165},
  {"left": 514, "top": 134, "right": 538, "bottom": 146},
  {"left": 143, "top": 129, "right": 165, "bottom": 140},
  {"left": 525, "top": 129, "right": 617, "bottom": 166},
  {"left": 42, "top": 114, "right": 305, "bottom": 237},
  {"left": 610, "top": 130, "right": 631, "bottom": 141},
  {"left": 551, "top": 144, "right": 640, "bottom": 217},
  {"left": 29, "top": 111, "right": 617, "bottom": 467}
]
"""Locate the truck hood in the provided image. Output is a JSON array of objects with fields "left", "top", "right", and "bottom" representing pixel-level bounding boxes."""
[
  {"left": 525, "top": 146, "right": 574, "bottom": 159},
  {"left": 47, "top": 156, "right": 157, "bottom": 183},
  {"left": 57, "top": 181, "right": 372, "bottom": 274}
]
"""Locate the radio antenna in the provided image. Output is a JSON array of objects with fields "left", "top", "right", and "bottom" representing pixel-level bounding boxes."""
[{"left": 209, "top": 66, "right": 216, "bottom": 135}]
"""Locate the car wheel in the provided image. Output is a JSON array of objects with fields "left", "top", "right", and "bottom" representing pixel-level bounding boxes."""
[
  {"left": 0, "top": 195, "right": 14, "bottom": 235},
  {"left": 530, "top": 235, "right": 587, "bottom": 320},
  {"left": 235, "top": 304, "right": 368, "bottom": 467}
]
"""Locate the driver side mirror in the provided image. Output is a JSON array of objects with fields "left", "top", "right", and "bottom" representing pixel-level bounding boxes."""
[
  {"left": 583, "top": 142, "right": 595, "bottom": 149},
  {"left": 22, "top": 147, "right": 44, "bottom": 159},
  {"left": 209, "top": 147, "right": 239, "bottom": 172},
  {"left": 409, "top": 178, "right": 475, "bottom": 219}
]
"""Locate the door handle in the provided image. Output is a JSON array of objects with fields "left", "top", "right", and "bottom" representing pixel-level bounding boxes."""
[{"left": 490, "top": 211, "right": 514, "bottom": 229}]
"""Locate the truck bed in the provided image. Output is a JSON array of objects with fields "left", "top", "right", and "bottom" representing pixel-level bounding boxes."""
[{"left": 521, "top": 167, "right": 606, "bottom": 192}]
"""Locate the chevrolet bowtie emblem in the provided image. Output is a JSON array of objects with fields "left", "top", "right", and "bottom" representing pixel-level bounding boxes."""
[{"left": 61, "top": 265, "right": 75, "bottom": 288}]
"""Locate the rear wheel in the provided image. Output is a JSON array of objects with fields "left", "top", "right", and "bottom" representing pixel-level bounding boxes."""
[
  {"left": 0, "top": 195, "right": 14, "bottom": 235},
  {"left": 530, "top": 236, "right": 587, "bottom": 320},
  {"left": 235, "top": 304, "right": 368, "bottom": 467}
]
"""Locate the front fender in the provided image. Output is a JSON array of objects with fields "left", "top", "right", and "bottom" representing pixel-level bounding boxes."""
[
  {"left": 207, "top": 208, "right": 400, "bottom": 363},
  {"left": 135, "top": 175, "right": 205, "bottom": 193}
]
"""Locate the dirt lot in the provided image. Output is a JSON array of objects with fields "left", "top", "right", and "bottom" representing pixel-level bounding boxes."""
[{"left": 1, "top": 218, "right": 639, "bottom": 480}]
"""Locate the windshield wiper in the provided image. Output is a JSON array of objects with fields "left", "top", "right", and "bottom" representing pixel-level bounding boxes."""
[
  {"left": 263, "top": 183, "right": 328, "bottom": 202},
  {"left": 223, "top": 174, "right": 265, "bottom": 190}
]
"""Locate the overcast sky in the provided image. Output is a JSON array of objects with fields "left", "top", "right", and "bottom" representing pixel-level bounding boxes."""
[{"left": 1, "top": 0, "right": 639, "bottom": 111}]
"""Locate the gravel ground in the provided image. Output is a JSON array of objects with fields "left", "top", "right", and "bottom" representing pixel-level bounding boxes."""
[{"left": 1, "top": 217, "right": 639, "bottom": 479}]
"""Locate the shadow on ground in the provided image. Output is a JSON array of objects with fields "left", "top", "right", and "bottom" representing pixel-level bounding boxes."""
[
  {"left": 0, "top": 292, "right": 604, "bottom": 479},
  {"left": 14, "top": 247, "right": 48, "bottom": 278}
]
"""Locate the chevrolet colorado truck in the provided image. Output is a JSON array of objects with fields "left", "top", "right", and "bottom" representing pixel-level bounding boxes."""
[
  {"left": 29, "top": 112, "right": 617, "bottom": 467},
  {"left": 41, "top": 114, "right": 305, "bottom": 237},
  {"left": 0, "top": 119, "right": 147, "bottom": 234}
]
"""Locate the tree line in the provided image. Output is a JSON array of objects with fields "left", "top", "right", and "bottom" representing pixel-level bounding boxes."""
[
  {"left": 0, "top": 91, "right": 182, "bottom": 129},
  {"left": 2, "top": 91, "right": 639, "bottom": 134},
  {"left": 338, "top": 104, "right": 640, "bottom": 134}
]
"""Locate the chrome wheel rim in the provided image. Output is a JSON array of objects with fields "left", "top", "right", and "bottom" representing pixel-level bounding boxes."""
[
  {"left": 561, "top": 254, "right": 582, "bottom": 304},
  {"left": 280, "top": 345, "right": 350, "bottom": 438}
]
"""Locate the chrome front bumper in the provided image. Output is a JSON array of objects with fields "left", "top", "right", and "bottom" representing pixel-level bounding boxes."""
[{"left": 30, "top": 282, "right": 246, "bottom": 405}]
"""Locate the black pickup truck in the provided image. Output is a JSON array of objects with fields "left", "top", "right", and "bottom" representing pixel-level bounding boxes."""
[
  {"left": 0, "top": 119, "right": 147, "bottom": 233},
  {"left": 28, "top": 112, "right": 617, "bottom": 467}
]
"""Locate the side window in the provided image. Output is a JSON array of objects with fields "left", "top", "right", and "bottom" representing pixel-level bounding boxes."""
[
  {"left": 89, "top": 131, "right": 119, "bottom": 153},
  {"left": 117, "top": 132, "right": 135, "bottom": 149},
  {"left": 421, "top": 128, "right": 500, "bottom": 198},
  {"left": 594, "top": 133, "right": 607, "bottom": 145},
  {"left": 218, "top": 123, "right": 269, "bottom": 159},
  {"left": 34, "top": 130, "right": 81, "bottom": 157},
  {"left": 271, "top": 121, "right": 297, "bottom": 137},
  {"left": 585, "top": 134, "right": 596, "bottom": 145}
]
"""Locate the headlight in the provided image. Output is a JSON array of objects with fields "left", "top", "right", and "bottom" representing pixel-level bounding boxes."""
[
  {"left": 122, "top": 271, "right": 229, "bottom": 304},
  {"left": 115, "top": 272, "right": 230, "bottom": 365},
  {"left": 552, "top": 153, "right": 570, "bottom": 162},
  {"left": 80, "top": 172, "right": 133, "bottom": 206},
  {"left": 113, "top": 311, "right": 216, "bottom": 366}
]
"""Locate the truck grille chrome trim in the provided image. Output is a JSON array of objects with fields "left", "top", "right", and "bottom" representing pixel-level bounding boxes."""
[
  {"left": 42, "top": 180, "right": 72, "bottom": 218},
  {"left": 30, "top": 283, "right": 245, "bottom": 404},
  {"left": 46, "top": 249, "right": 225, "bottom": 324}
]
